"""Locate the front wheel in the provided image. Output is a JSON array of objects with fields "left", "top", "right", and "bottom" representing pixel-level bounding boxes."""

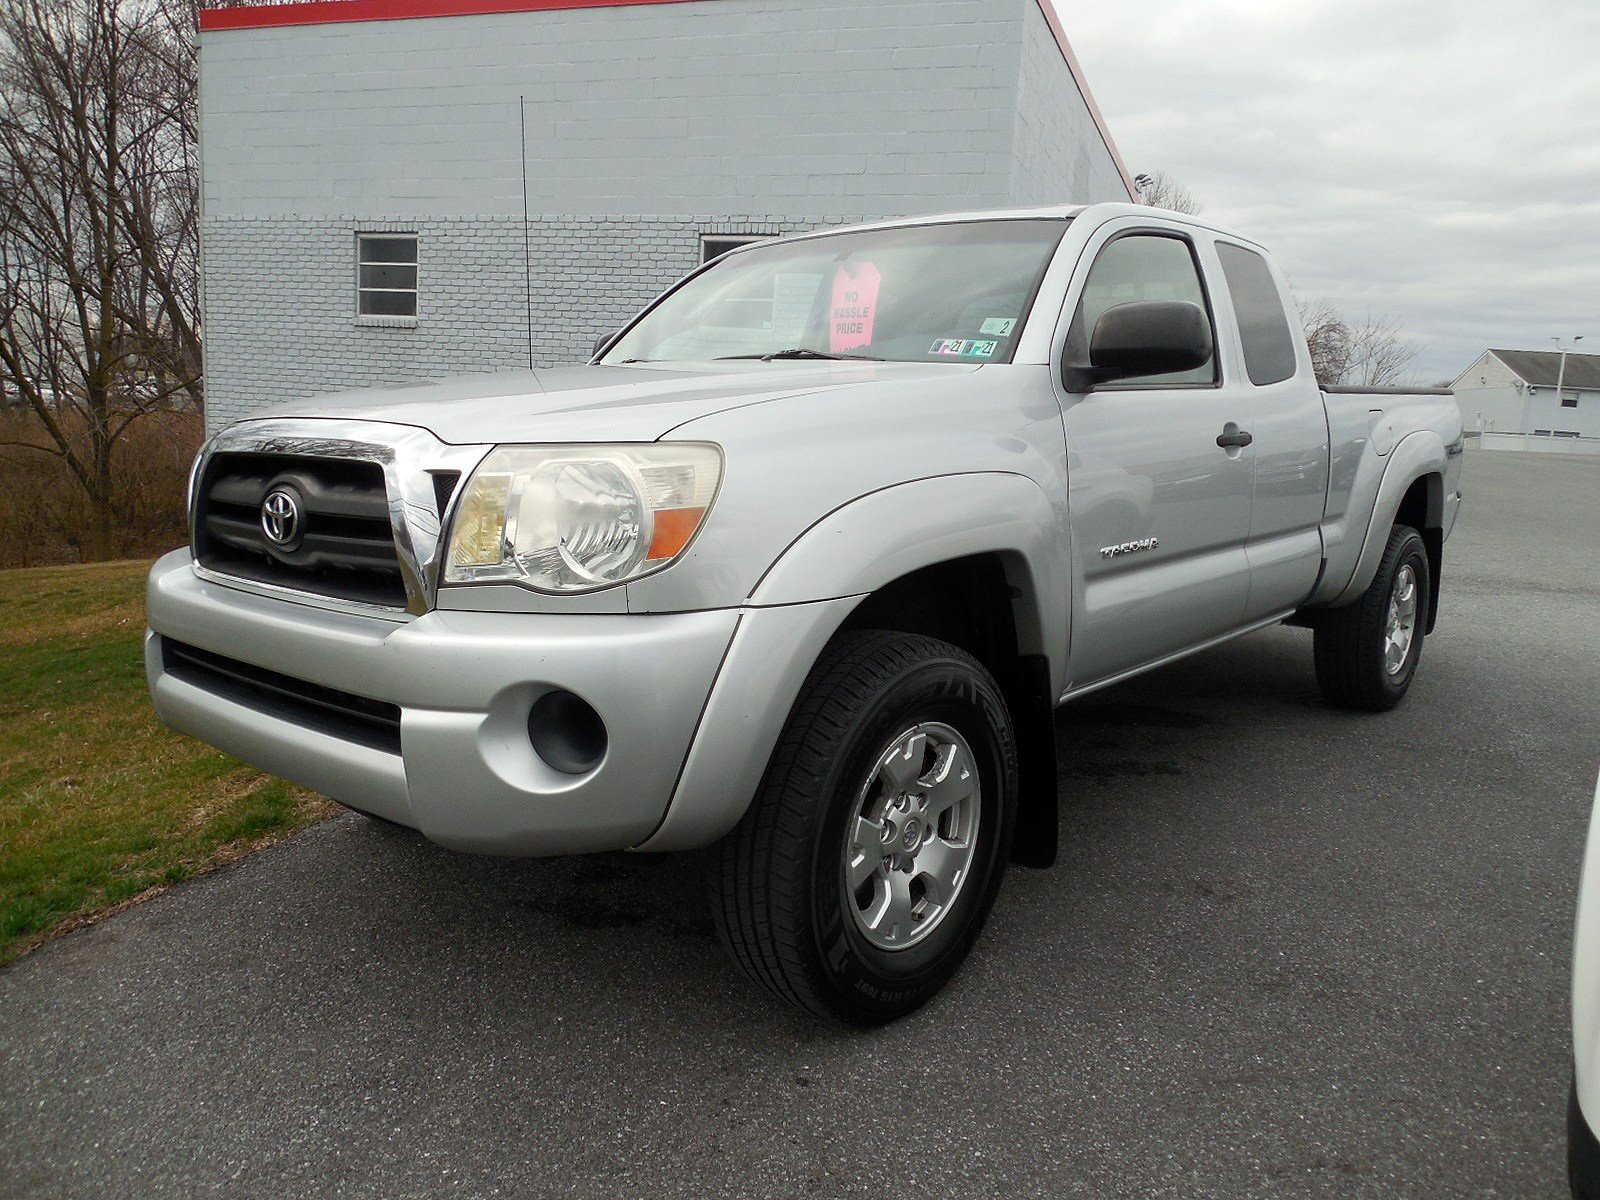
[
  {"left": 709, "top": 630, "right": 1018, "bottom": 1024},
  {"left": 1313, "top": 523, "right": 1431, "bottom": 711}
]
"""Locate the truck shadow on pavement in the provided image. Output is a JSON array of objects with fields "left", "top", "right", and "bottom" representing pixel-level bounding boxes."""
[
  {"left": 10, "top": 617, "right": 1476, "bottom": 1199},
  {"left": 335, "top": 624, "right": 1329, "bottom": 1022}
]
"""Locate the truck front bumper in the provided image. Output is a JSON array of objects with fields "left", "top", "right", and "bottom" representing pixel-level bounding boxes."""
[{"left": 145, "top": 550, "right": 739, "bottom": 856}]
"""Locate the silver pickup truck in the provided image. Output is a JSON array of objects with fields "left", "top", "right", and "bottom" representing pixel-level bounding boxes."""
[{"left": 146, "top": 202, "right": 1463, "bottom": 1022}]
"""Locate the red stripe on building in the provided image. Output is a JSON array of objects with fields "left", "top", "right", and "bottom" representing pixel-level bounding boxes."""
[
  {"left": 199, "top": 0, "right": 1139, "bottom": 205},
  {"left": 199, "top": 0, "right": 708, "bottom": 32}
]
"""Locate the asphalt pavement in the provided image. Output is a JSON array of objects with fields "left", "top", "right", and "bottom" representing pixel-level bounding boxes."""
[{"left": 3, "top": 447, "right": 1598, "bottom": 1199}]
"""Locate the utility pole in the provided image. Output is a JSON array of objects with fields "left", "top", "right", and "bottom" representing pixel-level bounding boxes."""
[{"left": 1551, "top": 335, "right": 1584, "bottom": 418}]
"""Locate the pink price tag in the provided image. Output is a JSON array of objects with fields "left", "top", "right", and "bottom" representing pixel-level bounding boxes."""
[{"left": 830, "top": 263, "right": 881, "bottom": 353}]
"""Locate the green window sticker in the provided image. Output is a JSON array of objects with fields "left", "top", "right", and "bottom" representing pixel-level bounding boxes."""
[{"left": 980, "top": 317, "right": 1017, "bottom": 337}]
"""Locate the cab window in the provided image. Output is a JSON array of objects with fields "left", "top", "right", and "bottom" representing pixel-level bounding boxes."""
[
  {"left": 1066, "top": 233, "right": 1217, "bottom": 386},
  {"left": 1216, "top": 242, "right": 1298, "bottom": 386}
]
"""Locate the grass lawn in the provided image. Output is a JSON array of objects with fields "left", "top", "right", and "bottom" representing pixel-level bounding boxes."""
[{"left": 0, "top": 560, "right": 334, "bottom": 965}]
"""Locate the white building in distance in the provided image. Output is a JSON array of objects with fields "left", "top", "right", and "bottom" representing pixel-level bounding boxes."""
[
  {"left": 198, "top": 0, "right": 1136, "bottom": 430},
  {"left": 1450, "top": 348, "right": 1600, "bottom": 450}
]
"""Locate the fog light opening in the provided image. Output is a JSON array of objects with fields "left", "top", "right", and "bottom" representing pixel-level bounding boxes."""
[{"left": 527, "top": 690, "right": 608, "bottom": 776}]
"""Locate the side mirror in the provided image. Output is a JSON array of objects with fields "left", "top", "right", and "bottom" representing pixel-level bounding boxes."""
[
  {"left": 1066, "top": 301, "right": 1212, "bottom": 390},
  {"left": 592, "top": 331, "right": 619, "bottom": 359}
]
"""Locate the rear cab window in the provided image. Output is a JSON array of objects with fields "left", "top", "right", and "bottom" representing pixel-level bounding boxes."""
[{"left": 1215, "top": 242, "right": 1299, "bottom": 386}]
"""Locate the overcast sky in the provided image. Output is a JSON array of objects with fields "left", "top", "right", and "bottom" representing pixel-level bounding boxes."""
[{"left": 1066, "top": 0, "right": 1600, "bottom": 384}]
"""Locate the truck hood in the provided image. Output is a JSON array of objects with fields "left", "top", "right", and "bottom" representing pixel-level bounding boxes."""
[{"left": 244, "top": 362, "right": 978, "bottom": 445}]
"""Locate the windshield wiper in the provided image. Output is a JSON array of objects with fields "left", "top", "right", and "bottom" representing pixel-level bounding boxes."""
[{"left": 715, "top": 349, "right": 884, "bottom": 362}]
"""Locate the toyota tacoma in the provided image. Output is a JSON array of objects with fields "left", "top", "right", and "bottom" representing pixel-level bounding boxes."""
[{"left": 147, "top": 203, "right": 1464, "bottom": 1022}]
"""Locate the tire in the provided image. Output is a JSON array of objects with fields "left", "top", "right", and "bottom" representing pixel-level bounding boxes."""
[
  {"left": 1572, "top": 1078, "right": 1600, "bottom": 1200},
  {"left": 709, "top": 630, "right": 1018, "bottom": 1024},
  {"left": 1313, "top": 523, "right": 1431, "bottom": 711}
]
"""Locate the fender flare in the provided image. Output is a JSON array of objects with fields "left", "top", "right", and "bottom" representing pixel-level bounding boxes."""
[
  {"left": 636, "top": 472, "right": 1068, "bottom": 855},
  {"left": 1330, "top": 431, "right": 1446, "bottom": 607},
  {"left": 749, "top": 471, "right": 1068, "bottom": 671}
]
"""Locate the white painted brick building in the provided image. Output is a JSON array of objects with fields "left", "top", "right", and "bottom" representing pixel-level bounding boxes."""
[
  {"left": 199, "top": 0, "right": 1135, "bottom": 430},
  {"left": 1451, "top": 348, "right": 1600, "bottom": 446}
]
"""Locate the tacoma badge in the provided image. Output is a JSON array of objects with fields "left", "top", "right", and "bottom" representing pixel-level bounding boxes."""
[{"left": 1100, "top": 538, "right": 1159, "bottom": 560}]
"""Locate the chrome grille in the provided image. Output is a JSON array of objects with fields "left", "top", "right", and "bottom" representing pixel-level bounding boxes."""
[
  {"left": 189, "top": 419, "right": 489, "bottom": 617},
  {"left": 194, "top": 451, "right": 408, "bottom": 608}
]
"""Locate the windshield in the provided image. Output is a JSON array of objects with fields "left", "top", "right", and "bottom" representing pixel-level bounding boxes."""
[{"left": 602, "top": 219, "right": 1069, "bottom": 367}]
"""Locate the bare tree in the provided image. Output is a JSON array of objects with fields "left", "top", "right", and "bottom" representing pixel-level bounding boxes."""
[
  {"left": 1342, "top": 312, "right": 1420, "bottom": 387},
  {"left": 117, "top": 0, "right": 202, "bottom": 408},
  {"left": 0, "top": 0, "right": 200, "bottom": 560},
  {"left": 1297, "top": 297, "right": 1351, "bottom": 385},
  {"left": 1133, "top": 170, "right": 1203, "bottom": 216},
  {"left": 1295, "top": 296, "right": 1420, "bottom": 387}
]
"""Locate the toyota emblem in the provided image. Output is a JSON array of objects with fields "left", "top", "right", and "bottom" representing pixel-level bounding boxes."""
[{"left": 260, "top": 488, "right": 302, "bottom": 547}]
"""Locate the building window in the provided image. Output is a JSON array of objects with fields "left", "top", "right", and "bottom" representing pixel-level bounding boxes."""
[
  {"left": 701, "top": 234, "right": 773, "bottom": 264},
  {"left": 1561, "top": 394, "right": 1579, "bottom": 408},
  {"left": 357, "top": 233, "right": 418, "bottom": 318}
]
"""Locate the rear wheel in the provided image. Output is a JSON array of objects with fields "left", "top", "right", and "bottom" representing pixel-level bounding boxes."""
[
  {"left": 709, "top": 630, "right": 1018, "bottom": 1024},
  {"left": 1313, "top": 524, "right": 1430, "bottom": 711}
]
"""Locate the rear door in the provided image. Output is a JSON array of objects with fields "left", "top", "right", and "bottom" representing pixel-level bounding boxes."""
[
  {"left": 1212, "top": 240, "right": 1330, "bottom": 620},
  {"left": 1053, "top": 220, "right": 1256, "bottom": 688}
]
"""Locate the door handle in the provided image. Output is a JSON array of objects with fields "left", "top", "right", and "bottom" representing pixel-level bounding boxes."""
[{"left": 1216, "top": 426, "right": 1254, "bottom": 450}]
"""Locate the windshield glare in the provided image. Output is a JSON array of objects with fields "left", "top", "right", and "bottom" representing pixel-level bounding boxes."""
[{"left": 602, "top": 219, "right": 1069, "bottom": 367}]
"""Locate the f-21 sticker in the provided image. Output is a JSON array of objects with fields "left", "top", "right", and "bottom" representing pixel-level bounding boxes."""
[{"left": 931, "top": 339, "right": 1000, "bottom": 359}]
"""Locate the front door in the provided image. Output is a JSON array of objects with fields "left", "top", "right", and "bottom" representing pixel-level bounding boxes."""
[{"left": 1055, "top": 225, "right": 1257, "bottom": 689}]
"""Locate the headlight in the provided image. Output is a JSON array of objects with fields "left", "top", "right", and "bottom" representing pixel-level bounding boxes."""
[{"left": 443, "top": 443, "right": 722, "bottom": 593}]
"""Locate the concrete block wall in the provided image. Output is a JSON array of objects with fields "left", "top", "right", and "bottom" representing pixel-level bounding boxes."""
[
  {"left": 205, "top": 215, "right": 523, "bottom": 423},
  {"left": 198, "top": 0, "right": 1134, "bottom": 428},
  {"left": 1009, "top": 0, "right": 1127, "bottom": 206},
  {"left": 198, "top": 0, "right": 1032, "bottom": 222}
]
